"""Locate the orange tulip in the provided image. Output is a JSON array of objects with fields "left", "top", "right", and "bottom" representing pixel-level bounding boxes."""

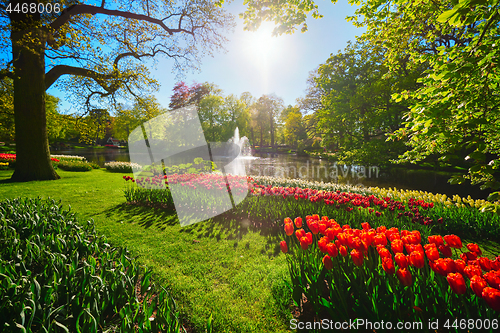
[
  {"left": 284, "top": 223, "right": 294, "bottom": 236},
  {"left": 396, "top": 268, "right": 412, "bottom": 287},
  {"left": 351, "top": 249, "right": 364, "bottom": 267},
  {"left": 284, "top": 217, "right": 293, "bottom": 225},
  {"left": 323, "top": 254, "right": 334, "bottom": 270},
  {"left": 305, "top": 232, "right": 313, "bottom": 245},
  {"left": 280, "top": 240, "right": 288, "bottom": 253},
  {"left": 447, "top": 273, "right": 466, "bottom": 295},
  {"left": 294, "top": 217, "right": 303, "bottom": 228},
  {"left": 361, "top": 222, "right": 371, "bottom": 230},
  {"left": 470, "top": 275, "right": 488, "bottom": 297},
  {"left": 308, "top": 221, "right": 319, "bottom": 234}
]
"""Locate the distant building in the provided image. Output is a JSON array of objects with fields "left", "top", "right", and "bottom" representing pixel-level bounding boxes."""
[{"left": 106, "top": 137, "right": 120, "bottom": 147}]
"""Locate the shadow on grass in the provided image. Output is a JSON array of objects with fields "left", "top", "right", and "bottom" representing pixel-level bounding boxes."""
[{"left": 103, "top": 201, "right": 284, "bottom": 258}]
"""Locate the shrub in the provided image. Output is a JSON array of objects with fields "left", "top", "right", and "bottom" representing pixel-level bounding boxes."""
[
  {"left": 105, "top": 161, "right": 142, "bottom": 173},
  {"left": 89, "top": 162, "right": 101, "bottom": 169},
  {"left": 57, "top": 160, "right": 93, "bottom": 171},
  {"left": 0, "top": 197, "right": 186, "bottom": 333}
]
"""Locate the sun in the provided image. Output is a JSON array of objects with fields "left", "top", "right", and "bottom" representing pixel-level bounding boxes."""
[{"left": 241, "top": 22, "right": 282, "bottom": 70}]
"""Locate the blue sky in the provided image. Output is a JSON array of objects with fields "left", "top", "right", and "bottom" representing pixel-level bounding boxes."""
[{"left": 49, "top": 1, "right": 365, "bottom": 112}]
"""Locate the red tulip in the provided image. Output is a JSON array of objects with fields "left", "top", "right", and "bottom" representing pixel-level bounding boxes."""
[
  {"left": 339, "top": 245, "right": 348, "bottom": 257},
  {"left": 438, "top": 245, "right": 452, "bottom": 258},
  {"left": 460, "top": 251, "right": 478, "bottom": 261},
  {"left": 463, "top": 265, "right": 483, "bottom": 279},
  {"left": 382, "top": 257, "right": 395, "bottom": 275},
  {"left": 308, "top": 221, "right": 319, "bottom": 234},
  {"left": 482, "top": 287, "right": 500, "bottom": 311},
  {"left": 470, "top": 275, "right": 488, "bottom": 297},
  {"left": 396, "top": 268, "right": 413, "bottom": 287},
  {"left": 428, "top": 235, "right": 444, "bottom": 247},
  {"left": 284, "top": 217, "right": 293, "bottom": 225},
  {"left": 318, "top": 237, "right": 329, "bottom": 253},
  {"left": 327, "top": 243, "right": 338, "bottom": 258},
  {"left": 295, "top": 229, "right": 306, "bottom": 241},
  {"left": 377, "top": 246, "right": 392, "bottom": 259},
  {"left": 478, "top": 257, "right": 492, "bottom": 272},
  {"left": 376, "top": 226, "right": 387, "bottom": 234},
  {"left": 373, "top": 233, "right": 387, "bottom": 247},
  {"left": 391, "top": 239, "right": 404, "bottom": 254},
  {"left": 454, "top": 259, "right": 466, "bottom": 275},
  {"left": 484, "top": 271, "right": 500, "bottom": 289},
  {"left": 425, "top": 245, "right": 440, "bottom": 261},
  {"left": 410, "top": 251, "right": 425, "bottom": 269},
  {"left": 431, "top": 258, "right": 455, "bottom": 276},
  {"left": 294, "top": 217, "right": 303, "bottom": 228},
  {"left": 300, "top": 237, "right": 309, "bottom": 250},
  {"left": 323, "top": 255, "right": 334, "bottom": 270},
  {"left": 305, "top": 232, "right": 313, "bottom": 245},
  {"left": 351, "top": 249, "right": 364, "bottom": 267},
  {"left": 466, "top": 243, "right": 482, "bottom": 256},
  {"left": 444, "top": 234, "right": 462, "bottom": 249},
  {"left": 411, "top": 230, "right": 421, "bottom": 244},
  {"left": 284, "top": 223, "right": 294, "bottom": 236},
  {"left": 447, "top": 273, "right": 466, "bottom": 295},
  {"left": 395, "top": 253, "right": 409, "bottom": 269},
  {"left": 361, "top": 222, "right": 371, "bottom": 230},
  {"left": 280, "top": 241, "right": 288, "bottom": 253}
]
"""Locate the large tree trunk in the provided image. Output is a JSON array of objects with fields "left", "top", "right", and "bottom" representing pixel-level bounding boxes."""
[{"left": 10, "top": 12, "right": 60, "bottom": 181}]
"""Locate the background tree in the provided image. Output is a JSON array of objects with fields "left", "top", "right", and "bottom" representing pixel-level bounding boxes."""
[
  {"left": 0, "top": 0, "right": 233, "bottom": 181},
  {"left": 251, "top": 94, "right": 283, "bottom": 148},
  {"left": 281, "top": 105, "right": 306, "bottom": 147},
  {"left": 313, "top": 40, "right": 420, "bottom": 167},
  {"left": 348, "top": 0, "right": 500, "bottom": 201}
]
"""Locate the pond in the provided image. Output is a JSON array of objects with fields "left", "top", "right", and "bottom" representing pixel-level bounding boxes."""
[{"left": 51, "top": 148, "right": 491, "bottom": 199}]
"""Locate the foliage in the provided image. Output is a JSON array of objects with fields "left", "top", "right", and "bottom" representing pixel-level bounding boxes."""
[
  {"left": 112, "top": 96, "right": 168, "bottom": 141},
  {"left": 57, "top": 160, "right": 93, "bottom": 172},
  {"left": 313, "top": 41, "right": 420, "bottom": 167},
  {"left": 348, "top": 0, "right": 500, "bottom": 203},
  {"left": 0, "top": 197, "right": 186, "bottom": 332},
  {"left": 280, "top": 105, "right": 307, "bottom": 147},
  {"left": 280, "top": 216, "right": 500, "bottom": 330},
  {"left": 168, "top": 81, "right": 211, "bottom": 110}
]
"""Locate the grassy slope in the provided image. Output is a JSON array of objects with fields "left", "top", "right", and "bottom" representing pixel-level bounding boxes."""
[{"left": 0, "top": 169, "right": 292, "bottom": 333}]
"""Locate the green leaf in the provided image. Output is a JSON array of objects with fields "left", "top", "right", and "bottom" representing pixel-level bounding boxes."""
[{"left": 487, "top": 192, "right": 500, "bottom": 202}]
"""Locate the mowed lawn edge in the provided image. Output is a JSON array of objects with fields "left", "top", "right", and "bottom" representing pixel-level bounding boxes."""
[{"left": 0, "top": 169, "right": 294, "bottom": 333}]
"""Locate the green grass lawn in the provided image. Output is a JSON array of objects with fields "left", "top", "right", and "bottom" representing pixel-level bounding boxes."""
[
  {"left": 1, "top": 169, "right": 499, "bottom": 332},
  {"left": 0, "top": 169, "right": 293, "bottom": 333}
]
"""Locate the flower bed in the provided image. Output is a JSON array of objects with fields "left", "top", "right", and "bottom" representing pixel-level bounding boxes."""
[
  {"left": 0, "top": 197, "right": 186, "bottom": 332},
  {"left": 279, "top": 216, "right": 500, "bottom": 328},
  {"left": 105, "top": 161, "right": 143, "bottom": 173},
  {"left": 122, "top": 174, "right": 500, "bottom": 239}
]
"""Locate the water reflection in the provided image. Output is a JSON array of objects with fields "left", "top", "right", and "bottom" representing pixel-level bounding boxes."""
[{"left": 52, "top": 148, "right": 489, "bottom": 199}]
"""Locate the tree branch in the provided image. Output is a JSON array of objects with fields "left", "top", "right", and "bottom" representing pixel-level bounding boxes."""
[
  {"left": 0, "top": 69, "right": 13, "bottom": 80},
  {"left": 49, "top": 4, "right": 194, "bottom": 36},
  {"left": 45, "top": 64, "right": 115, "bottom": 90}
]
